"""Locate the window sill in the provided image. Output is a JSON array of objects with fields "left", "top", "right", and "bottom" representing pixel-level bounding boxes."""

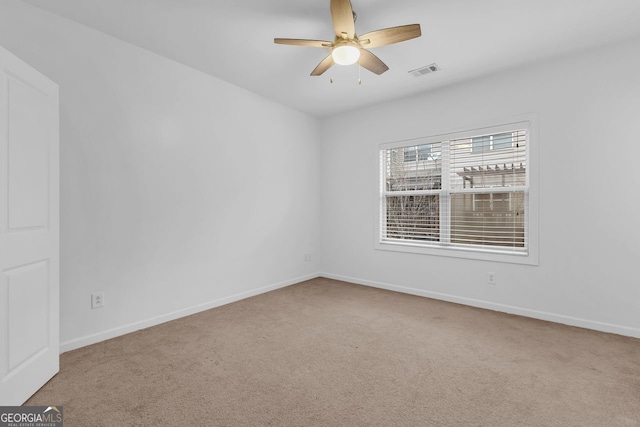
[{"left": 375, "top": 240, "right": 539, "bottom": 265}]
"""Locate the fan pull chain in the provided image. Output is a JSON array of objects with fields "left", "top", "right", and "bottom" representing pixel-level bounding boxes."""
[{"left": 327, "top": 66, "right": 363, "bottom": 85}]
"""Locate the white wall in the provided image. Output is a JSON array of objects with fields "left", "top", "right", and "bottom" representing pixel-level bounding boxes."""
[
  {"left": 0, "top": 0, "right": 321, "bottom": 351},
  {"left": 320, "top": 37, "right": 640, "bottom": 338}
]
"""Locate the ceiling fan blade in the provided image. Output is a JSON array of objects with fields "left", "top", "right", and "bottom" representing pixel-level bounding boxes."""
[
  {"left": 331, "top": 0, "right": 356, "bottom": 39},
  {"left": 359, "top": 49, "right": 389, "bottom": 75},
  {"left": 311, "top": 54, "right": 335, "bottom": 76},
  {"left": 274, "top": 38, "right": 332, "bottom": 48},
  {"left": 359, "top": 24, "right": 422, "bottom": 49}
]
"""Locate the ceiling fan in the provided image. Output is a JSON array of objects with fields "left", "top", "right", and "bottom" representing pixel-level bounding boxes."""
[{"left": 274, "top": 0, "right": 421, "bottom": 76}]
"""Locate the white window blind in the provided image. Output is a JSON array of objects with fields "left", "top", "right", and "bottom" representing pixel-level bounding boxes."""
[{"left": 380, "top": 126, "right": 529, "bottom": 256}]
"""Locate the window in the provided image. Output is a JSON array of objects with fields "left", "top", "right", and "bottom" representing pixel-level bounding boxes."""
[{"left": 378, "top": 119, "right": 536, "bottom": 264}]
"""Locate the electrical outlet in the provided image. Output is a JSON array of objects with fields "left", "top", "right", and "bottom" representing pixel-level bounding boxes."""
[
  {"left": 91, "top": 292, "right": 104, "bottom": 309},
  {"left": 304, "top": 253, "right": 312, "bottom": 262},
  {"left": 487, "top": 272, "right": 496, "bottom": 285}
]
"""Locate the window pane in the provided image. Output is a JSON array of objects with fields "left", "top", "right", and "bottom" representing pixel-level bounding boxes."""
[
  {"left": 450, "top": 130, "right": 527, "bottom": 191},
  {"left": 417, "top": 144, "right": 431, "bottom": 161},
  {"left": 385, "top": 143, "right": 442, "bottom": 191},
  {"left": 451, "top": 191, "right": 526, "bottom": 249},
  {"left": 403, "top": 146, "right": 416, "bottom": 162},
  {"left": 403, "top": 144, "right": 432, "bottom": 162},
  {"left": 385, "top": 195, "right": 440, "bottom": 241},
  {"left": 492, "top": 133, "right": 513, "bottom": 150},
  {"left": 471, "top": 136, "right": 490, "bottom": 152}
]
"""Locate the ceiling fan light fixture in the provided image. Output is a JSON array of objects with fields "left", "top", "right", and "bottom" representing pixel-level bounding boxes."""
[{"left": 332, "top": 45, "right": 360, "bottom": 65}]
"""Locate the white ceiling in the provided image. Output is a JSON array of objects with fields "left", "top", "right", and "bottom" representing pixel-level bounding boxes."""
[{"left": 21, "top": 0, "right": 640, "bottom": 117}]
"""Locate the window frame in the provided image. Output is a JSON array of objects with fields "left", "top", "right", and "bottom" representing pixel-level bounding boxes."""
[{"left": 375, "top": 116, "right": 539, "bottom": 265}]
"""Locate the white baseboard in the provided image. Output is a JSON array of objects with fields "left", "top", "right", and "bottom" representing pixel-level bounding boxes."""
[
  {"left": 60, "top": 273, "right": 321, "bottom": 353},
  {"left": 320, "top": 272, "right": 640, "bottom": 339}
]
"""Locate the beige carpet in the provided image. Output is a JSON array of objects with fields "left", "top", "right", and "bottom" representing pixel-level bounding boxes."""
[{"left": 26, "top": 278, "right": 640, "bottom": 426}]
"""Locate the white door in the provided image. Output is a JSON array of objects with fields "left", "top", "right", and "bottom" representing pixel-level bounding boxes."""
[{"left": 0, "top": 45, "right": 59, "bottom": 405}]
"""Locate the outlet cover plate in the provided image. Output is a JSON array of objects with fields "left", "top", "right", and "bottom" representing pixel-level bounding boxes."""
[
  {"left": 487, "top": 272, "right": 496, "bottom": 285},
  {"left": 91, "top": 292, "right": 104, "bottom": 309}
]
